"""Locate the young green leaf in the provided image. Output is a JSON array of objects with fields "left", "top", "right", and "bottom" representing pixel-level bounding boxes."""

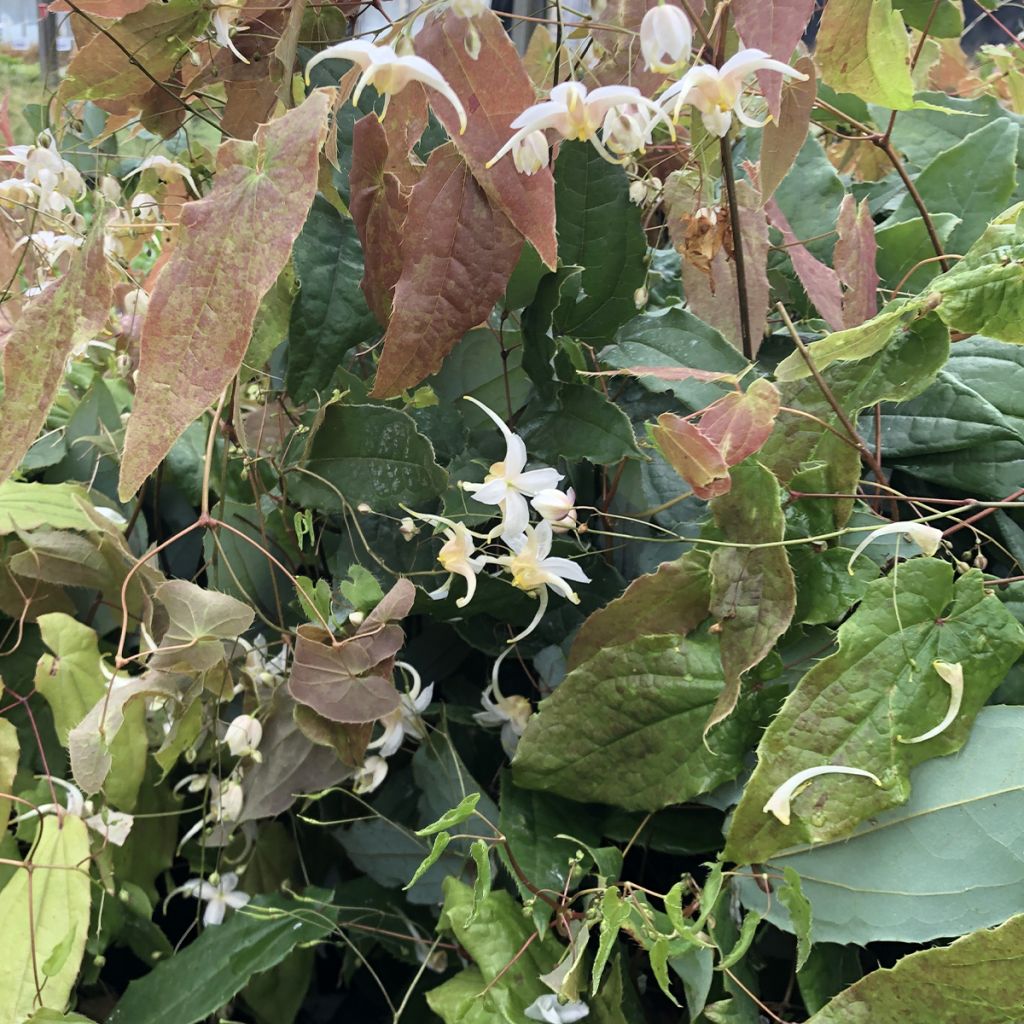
[
  {"left": 415, "top": 792, "right": 482, "bottom": 837},
  {"left": 779, "top": 867, "right": 813, "bottom": 971},
  {"left": 404, "top": 832, "right": 453, "bottom": 891}
]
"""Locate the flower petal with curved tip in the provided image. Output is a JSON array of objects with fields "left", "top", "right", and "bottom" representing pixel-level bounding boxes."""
[
  {"left": 763, "top": 765, "right": 882, "bottom": 825},
  {"left": 304, "top": 39, "right": 377, "bottom": 82},
  {"left": 847, "top": 521, "right": 943, "bottom": 574},
  {"left": 900, "top": 661, "right": 965, "bottom": 744}
]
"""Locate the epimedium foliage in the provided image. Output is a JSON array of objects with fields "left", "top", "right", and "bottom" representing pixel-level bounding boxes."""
[{"left": 7, "top": 0, "right": 1024, "bottom": 1020}]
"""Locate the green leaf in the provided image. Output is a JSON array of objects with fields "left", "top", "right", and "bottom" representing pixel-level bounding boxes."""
[
  {"left": 0, "top": 718, "right": 17, "bottom": 833},
  {"left": 552, "top": 141, "right": 646, "bottom": 341},
  {"left": 705, "top": 462, "right": 795, "bottom": 733},
  {"left": 797, "top": 944, "right": 862, "bottom": 1015},
  {"left": 806, "top": 911, "right": 1024, "bottom": 1023},
  {"left": 405, "top": 831, "right": 453, "bottom": 890},
  {"left": 815, "top": 0, "right": 915, "bottom": 110},
  {"left": 0, "top": 815, "right": 91, "bottom": 1024},
  {"left": 772, "top": 136, "right": 845, "bottom": 262},
  {"left": 245, "top": 261, "right": 297, "bottom": 373},
  {"left": 737, "top": 706, "right": 1024, "bottom": 944},
  {"left": 107, "top": 894, "right": 338, "bottom": 1024},
  {"left": 35, "top": 613, "right": 146, "bottom": 810},
  {"left": 886, "top": 119, "right": 1019, "bottom": 256},
  {"left": 724, "top": 562, "right": 1024, "bottom": 864},
  {"left": 592, "top": 887, "right": 632, "bottom": 991},
  {"left": 337, "top": 564, "right": 385, "bottom": 614},
  {"left": 718, "top": 911, "right": 762, "bottom": 971},
  {"left": 415, "top": 792, "right": 481, "bottom": 836},
  {"left": 893, "top": 0, "right": 962, "bottom": 36},
  {"left": 649, "top": 938, "right": 681, "bottom": 1006},
  {"left": 513, "top": 633, "right": 776, "bottom": 812},
  {"left": 520, "top": 383, "right": 640, "bottom": 465},
  {"left": 790, "top": 546, "right": 878, "bottom": 626},
  {"left": 779, "top": 867, "right": 812, "bottom": 970},
  {"left": 669, "top": 947, "right": 715, "bottom": 1022},
  {"left": 568, "top": 549, "right": 710, "bottom": 670},
  {"left": 774, "top": 298, "right": 926, "bottom": 382},
  {"left": 286, "top": 195, "right": 377, "bottom": 402},
  {"left": 600, "top": 308, "right": 747, "bottom": 410},
  {"left": 295, "top": 575, "right": 332, "bottom": 625},
  {"left": 469, "top": 839, "right": 492, "bottom": 924},
  {"left": 933, "top": 201, "right": 1024, "bottom": 342},
  {"left": 430, "top": 879, "right": 561, "bottom": 1021},
  {"left": 874, "top": 213, "right": 960, "bottom": 292},
  {"left": 287, "top": 404, "right": 447, "bottom": 512},
  {"left": 119, "top": 91, "right": 331, "bottom": 500},
  {"left": 425, "top": 968, "right": 493, "bottom": 1024},
  {"left": 0, "top": 482, "right": 100, "bottom": 535}
]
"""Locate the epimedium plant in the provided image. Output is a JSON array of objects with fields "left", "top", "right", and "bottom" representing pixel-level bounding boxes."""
[{"left": 5, "top": 0, "right": 1024, "bottom": 1020}]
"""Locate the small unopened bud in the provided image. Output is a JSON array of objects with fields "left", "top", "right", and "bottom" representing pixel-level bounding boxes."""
[
  {"left": 357, "top": 502, "right": 373, "bottom": 513},
  {"left": 629, "top": 180, "right": 647, "bottom": 205},
  {"left": 634, "top": 285, "right": 648, "bottom": 309},
  {"left": 399, "top": 516, "right": 419, "bottom": 541},
  {"left": 349, "top": 611, "right": 365, "bottom": 626},
  {"left": 512, "top": 131, "right": 549, "bottom": 176}
]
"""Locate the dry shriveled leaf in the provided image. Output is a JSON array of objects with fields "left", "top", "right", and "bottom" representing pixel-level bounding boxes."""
[
  {"left": 119, "top": 91, "right": 331, "bottom": 499},
  {"left": 415, "top": 9, "right": 557, "bottom": 268},
  {"left": 0, "top": 222, "right": 111, "bottom": 483},
  {"left": 372, "top": 144, "right": 522, "bottom": 397}
]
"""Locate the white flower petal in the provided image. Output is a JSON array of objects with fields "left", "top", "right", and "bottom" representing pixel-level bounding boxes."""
[
  {"left": 900, "top": 660, "right": 964, "bottom": 744},
  {"left": 763, "top": 765, "right": 882, "bottom": 825},
  {"left": 847, "top": 522, "right": 943, "bottom": 574}
]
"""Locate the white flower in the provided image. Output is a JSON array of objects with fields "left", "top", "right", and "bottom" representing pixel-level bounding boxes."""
[
  {"left": 450, "top": 0, "right": 488, "bottom": 17},
  {"left": 526, "top": 994, "right": 590, "bottom": 1023},
  {"left": 512, "top": 130, "right": 550, "bottom": 175},
  {"left": 11, "top": 777, "right": 134, "bottom": 846},
  {"left": 305, "top": 41, "right": 467, "bottom": 134},
  {"left": 17, "top": 230, "right": 82, "bottom": 268},
  {"left": 369, "top": 662, "right": 433, "bottom": 757},
  {"left": 900, "top": 660, "right": 964, "bottom": 745},
  {"left": 0, "top": 178, "right": 39, "bottom": 209},
  {"left": 601, "top": 106, "right": 653, "bottom": 156},
  {"left": 847, "top": 521, "right": 943, "bottom": 574},
  {"left": 763, "top": 765, "right": 882, "bottom": 826},
  {"left": 213, "top": 777, "right": 244, "bottom": 822},
  {"left": 124, "top": 155, "right": 199, "bottom": 196},
  {"left": 461, "top": 396, "right": 562, "bottom": 539},
  {"left": 236, "top": 634, "right": 289, "bottom": 685},
  {"left": 488, "top": 81, "right": 671, "bottom": 169},
  {"left": 660, "top": 49, "right": 808, "bottom": 137},
  {"left": 212, "top": 3, "right": 249, "bottom": 63},
  {"left": 353, "top": 755, "right": 390, "bottom": 794},
  {"left": 399, "top": 516, "right": 419, "bottom": 541},
  {"left": 130, "top": 191, "right": 160, "bottom": 223},
  {"left": 410, "top": 510, "right": 488, "bottom": 606},
  {"left": 223, "top": 714, "right": 263, "bottom": 760},
  {"left": 531, "top": 487, "right": 577, "bottom": 532},
  {"left": 640, "top": 3, "right": 693, "bottom": 74},
  {"left": 474, "top": 650, "right": 533, "bottom": 758},
  {"left": 176, "top": 872, "right": 250, "bottom": 926}
]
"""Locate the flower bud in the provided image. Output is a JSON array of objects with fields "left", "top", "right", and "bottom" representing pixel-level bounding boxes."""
[
  {"left": 601, "top": 106, "right": 650, "bottom": 156},
  {"left": 223, "top": 714, "right": 263, "bottom": 760},
  {"left": 399, "top": 516, "right": 419, "bottom": 541},
  {"left": 640, "top": 3, "right": 693, "bottom": 74},
  {"left": 512, "top": 131, "right": 550, "bottom": 176},
  {"left": 530, "top": 487, "right": 578, "bottom": 532},
  {"left": 629, "top": 179, "right": 647, "bottom": 205}
]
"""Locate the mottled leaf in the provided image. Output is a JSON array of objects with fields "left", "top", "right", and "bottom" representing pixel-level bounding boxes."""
[
  {"left": 833, "top": 195, "right": 878, "bottom": 328},
  {"left": 119, "top": 92, "right": 331, "bottom": 499},
  {"left": 652, "top": 414, "right": 731, "bottom": 499},
  {"left": 701, "top": 379, "right": 781, "bottom": 467},
  {"left": 0, "top": 222, "right": 111, "bottom": 482},
  {"left": 733, "top": 0, "right": 815, "bottom": 117},
  {"left": 724, "top": 561, "right": 1024, "bottom": 864}
]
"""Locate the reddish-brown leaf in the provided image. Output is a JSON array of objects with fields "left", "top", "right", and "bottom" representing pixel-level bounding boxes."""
[
  {"left": 0, "top": 223, "right": 112, "bottom": 483},
  {"left": 652, "top": 413, "right": 731, "bottom": 500},
  {"left": 415, "top": 9, "right": 557, "bottom": 268},
  {"left": 759, "top": 56, "right": 815, "bottom": 202},
  {"left": 118, "top": 92, "right": 330, "bottom": 500},
  {"left": 683, "top": 181, "right": 770, "bottom": 356},
  {"left": 834, "top": 194, "right": 879, "bottom": 328},
  {"left": 50, "top": 0, "right": 148, "bottom": 17},
  {"left": 700, "top": 378, "right": 781, "bottom": 467},
  {"left": 350, "top": 113, "right": 411, "bottom": 325},
  {"left": 371, "top": 144, "right": 522, "bottom": 398},
  {"left": 765, "top": 196, "right": 844, "bottom": 331},
  {"left": 732, "top": 0, "right": 816, "bottom": 118}
]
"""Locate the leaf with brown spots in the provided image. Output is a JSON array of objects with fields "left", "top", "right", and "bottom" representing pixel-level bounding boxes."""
[
  {"left": 0, "top": 220, "right": 112, "bottom": 483},
  {"left": 372, "top": 144, "right": 522, "bottom": 398},
  {"left": 118, "top": 91, "right": 330, "bottom": 500}
]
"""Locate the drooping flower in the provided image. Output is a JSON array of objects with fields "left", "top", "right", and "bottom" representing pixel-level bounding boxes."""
[
  {"left": 474, "top": 650, "right": 533, "bottom": 758},
  {"left": 369, "top": 661, "right": 433, "bottom": 757},
  {"left": 460, "top": 396, "right": 562, "bottom": 539},
  {"left": 525, "top": 994, "right": 591, "bottom": 1023},
  {"left": 130, "top": 191, "right": 160, "bottom": 223},
  {"left": 211, "top": 2, "right": 249, "bottom": 63},
  {"left": 173, "top": 871, "right": 251, "bottom": 926},
  {"left": 488, "top": 81, "right": 671, "bottom": 169},
  {"left": 639, "top": 3, "right": 693, "bottom": 74},
  {"left": 660, "top": 49, "right": 808, "bottom": 137},
  {"left": 847, "top": 521, "right": 943, "bottom": 574},
  {"left": 513, "top": 130, "right": 550, "bottom": 175},
  {"left": 531, "top": 487, "right": 578, "bottom": 532},
  {"left": 900, "top": 660, "right": 964, "bottom": 745},
  {"left": 223, "top": 714, "right": 263, "bottom": 760},
  {"left": 496, "top": 521, "right": 591, "bottom": 642},
  {"left": 353, "top": 755, "right": 390, "bottom": 795},
  {"left": 763, "top": 765, "right": 882, "bottom": 826},
  {"left": 124, "top": 155, "right": 199, "bottom": 196},
  {"left": 601, "top": 106, "right": 654, "bottom": 157},
  {"left": 408, "top": 510, "right": 488, "bottom": 606},
  {"left": 305, "top": 41, "right": 467, "bottom": 134},
  {"left": 11, "top": 777, "right": 135, "bottom": 846},
  {"left": 17, "top": 230, "right": 83, "bottom": 269}
]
